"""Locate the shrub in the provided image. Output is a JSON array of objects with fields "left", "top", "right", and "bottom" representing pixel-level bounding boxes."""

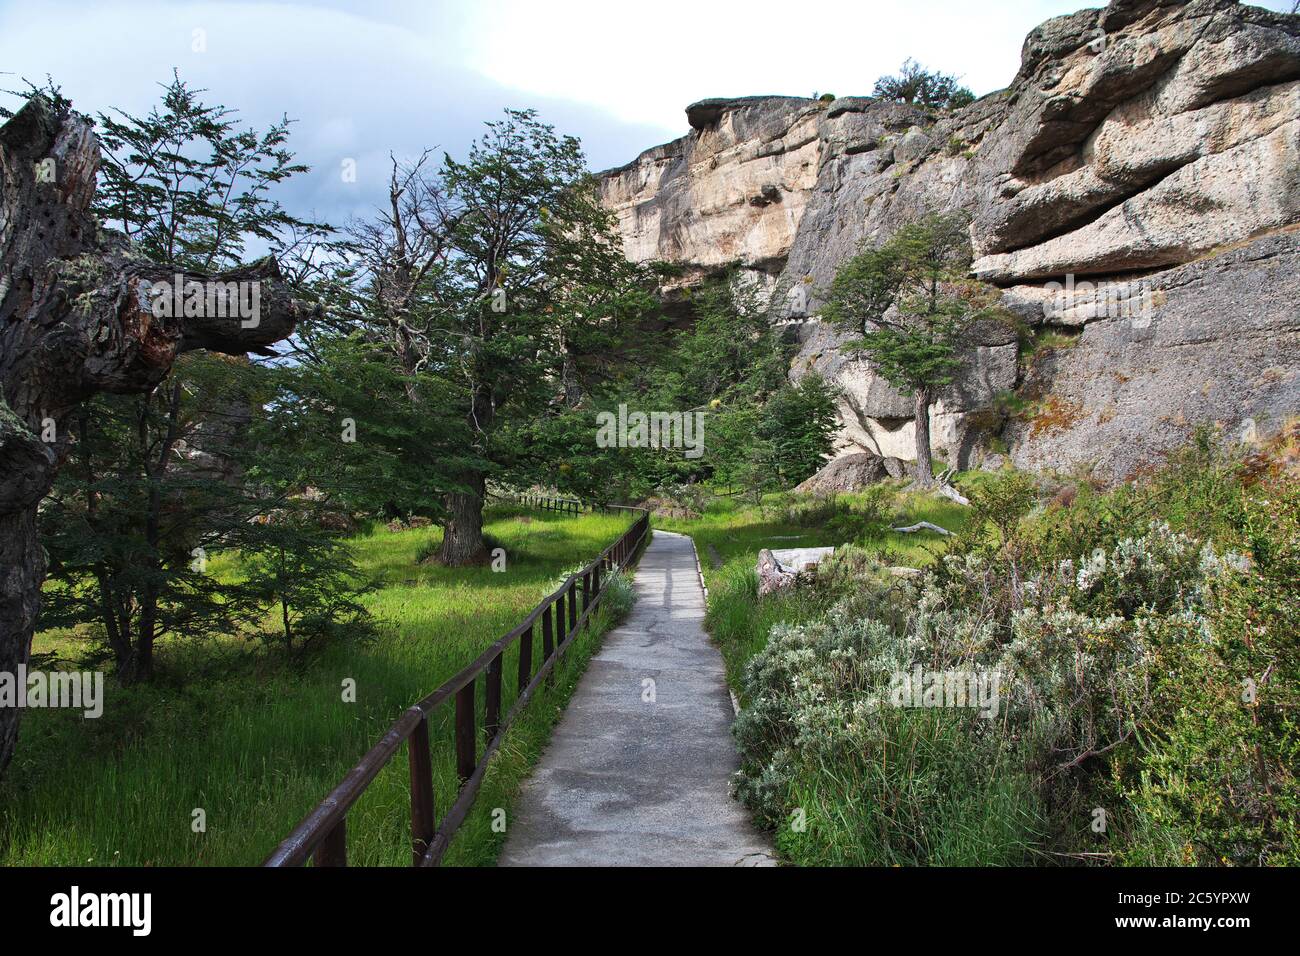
[
  {"left": 1119, "top": 479, "right": 1300, "bottom": 865},
  {"left": 873, "top": 58, "right": 975, "bottom": 111},
  {"left": 733, "top": 600, "right": 1044, "bottom": 864},
  {"left": 763, "top": 487, "right": 894, "bottom": 544},
  {"left": 731, "top": 456, "right": 1288, "bottom": 865}
]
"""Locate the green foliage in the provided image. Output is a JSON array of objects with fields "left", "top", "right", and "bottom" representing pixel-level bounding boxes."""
[
  {"left": 752, "top": 375, "right": 841, "bottom": 487},
  {"left": 595, "top": 568, "right": 637, "bottom": 620},
  {"left": 647, "top": 277, "right": 789, "bottom": 410},
  {"left": 34, "top": 76, "right": 376, "bottom": 680},
  {"left": 40, "top": 354, "right": 378, "bottom": 676},
  {"left": 0, "top": 75, "right": 72, "bottom": 118},
  {"left": 94, "top": 71, "right": 317, "bottom": 270},
  {"left": 254, "top": 333, "right": 477, "bottom": 522},
  {"left": 763, "top": 487, "right": 894, "bottom": 545},
  {"left": 300, "top": 108, "right": 653, "bottom": 558},
  {"left": 572, "top": 273, "right": 832, "bottom": 500},
  {"left": 14, "top": 509, "right": 634, "bottom": 865},
  {"left": 731, "top": 570, "right": 1046, "bottom": 864},
  {"left": 1119, "top": 480, "right": 1300, "bottom": 865},
  {"left": 823, "top": 213, "right": 1000, "bottom": 397},
  {"left": 873, "top": 58, "right": 975, "bottom": 111},
  {"left": 239, "top": 521, "right": 378, "bottom": 655},
  {"left": 822, "top": 213, "right": 1010, "bottom": 482},
  {"left": 724, "top": 441, "right": 1299, "bottom": 867}
]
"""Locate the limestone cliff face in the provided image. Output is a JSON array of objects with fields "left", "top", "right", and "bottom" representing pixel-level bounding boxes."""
[{"left": 596, "top": 0, "right": 1300, "bottom": 480}]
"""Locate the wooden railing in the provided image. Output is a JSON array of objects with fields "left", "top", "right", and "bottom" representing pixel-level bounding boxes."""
[
  {"left": 263, "top": 498, "right": 649, "bottom": 867},
  {"left": 511, "top": 493, "right": 628, "bottom": 515}
]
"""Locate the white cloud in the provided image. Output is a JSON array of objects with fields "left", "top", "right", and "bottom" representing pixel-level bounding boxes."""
[
  {"left": 4, "top": 0, "right": 1296, "bottom": 224},
  {"left": 468, "top": 0, "right": 1087, "bottom": 131}
]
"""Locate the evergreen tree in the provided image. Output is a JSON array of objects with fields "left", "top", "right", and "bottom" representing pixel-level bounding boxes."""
[
  {"left": 823, "top": 214, "right": 1005, "bottom": 486},
  {"left": 756, "top": 375, "right": 841, "bottom": 486},
  {"left": 36, "top": 76, "right": 361, "bottom": 681}
]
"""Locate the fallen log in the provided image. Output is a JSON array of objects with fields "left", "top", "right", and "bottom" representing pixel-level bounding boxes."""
[
  {"left": 936, "top": 483, "right": 970, "bottom": 506},
  {"left": 891, "top": 521, "right": 955, "bottom": 536}
]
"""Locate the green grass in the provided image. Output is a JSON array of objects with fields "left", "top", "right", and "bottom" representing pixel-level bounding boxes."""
[
  {"left": 654, "top": 484, "right": 973, "bottom": 697},
  {"left": 774, "top": 713, "right": 1044, "bottom": 867},
  {"left": 1, "top": 505, "right": 636, "bottom": 866}
]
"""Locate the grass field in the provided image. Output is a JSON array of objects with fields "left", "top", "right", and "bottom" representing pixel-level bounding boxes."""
[
  {"left": 654, "top": 484, "right": 975, "bottom": 698},
  {"left": 1, "top": 505, "right": 636, "bottom": 866}
]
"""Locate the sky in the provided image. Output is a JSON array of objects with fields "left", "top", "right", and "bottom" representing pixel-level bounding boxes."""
[{"left": 1, "top": 0, "right": 1295, "bottom": 232}]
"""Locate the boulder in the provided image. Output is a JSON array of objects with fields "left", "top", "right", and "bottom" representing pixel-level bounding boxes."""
[
  {"left": 795, "top": 453, "right": 890, "bottom": 494},
  {"left": 756, "top": 546, "right": 835, "bottom": 596},
  {"left": 756, "top": 549, "right": 795, "bottom": 596}
]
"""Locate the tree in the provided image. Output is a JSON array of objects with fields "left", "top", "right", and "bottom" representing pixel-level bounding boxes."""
[
  {"left": 612, "top": 274, "right": 796, "bottom": 494},
  {"left": 337, "top": 110, "right": 646, "bottom": 564},
  {"left": 40, "top": 356, "right": 263, "bottom": 681},
  {"left": 822, "top": 214, "right": 1004, "bottom": 487},
  {"left": 94, "top": 70, "right": 312, "bottom": 272},
  {"left": 0, "top": 90, "right": 305, "bottom": 772},
  {"left": 239, "top": 518, "right": 376, "bottom": 657},
  {"left": 33, "top": 77, "right": 330, "bottom": 685},
  {"left": 873, "top": 59, "right": 975, "bottom": 111},
  {"left": 755, "top": 375, "right": 841, "bottom": 487},
  {"left": 254, "top": 329, "right": 475, "bottom": 523}
]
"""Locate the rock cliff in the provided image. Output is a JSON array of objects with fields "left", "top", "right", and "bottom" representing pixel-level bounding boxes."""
[{"left": 596, "top": 0, "right": 1300, "bottom": 480}]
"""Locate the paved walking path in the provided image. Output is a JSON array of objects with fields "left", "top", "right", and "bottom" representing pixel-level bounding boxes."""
[{"left": 499, "top": 530, "right": 775, "bottom": 866}]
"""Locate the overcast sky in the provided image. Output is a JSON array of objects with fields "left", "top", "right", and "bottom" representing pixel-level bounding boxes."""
[{"left": 1, "top": 0, "right": 1294, "bottom": 231}]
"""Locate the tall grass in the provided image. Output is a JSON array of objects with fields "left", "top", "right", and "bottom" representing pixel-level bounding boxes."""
[
  {"left": 1, "top": 507, "right": 635, "bottom": 866},
  {"left": 776, "top": 712, "right": 1043, "bottom": 867}
]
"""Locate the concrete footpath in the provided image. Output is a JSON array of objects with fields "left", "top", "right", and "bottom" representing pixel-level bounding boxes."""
[{"left": 498, "top": 530, "right": 775, "bottom": 866}]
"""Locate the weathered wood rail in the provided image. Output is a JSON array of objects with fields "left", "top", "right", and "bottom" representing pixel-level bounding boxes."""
[{"left": 263, "top": 498, "right": 650, "bottom": 867}]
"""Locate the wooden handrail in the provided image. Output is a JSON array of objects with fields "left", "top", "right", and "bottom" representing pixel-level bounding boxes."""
[{"left": 263, "top": 497, "right": 650, "bottom": 867}]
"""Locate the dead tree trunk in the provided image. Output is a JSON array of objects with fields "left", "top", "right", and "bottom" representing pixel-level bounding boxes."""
[{"left": 0, "top": 96, "right": 307, "bottom": 775}]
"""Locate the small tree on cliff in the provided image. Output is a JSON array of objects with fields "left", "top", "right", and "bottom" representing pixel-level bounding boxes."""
[
  {"left": 873, "top": 59, "right": 975, "bottom": 111},
  {"left": 823, "top": 214, "right": 1001, "bottom": 487}
]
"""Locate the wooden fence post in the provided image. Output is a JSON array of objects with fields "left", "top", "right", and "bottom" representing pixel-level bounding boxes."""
[
  {"left": 542, "top": 602, "right": 554, "bottom": 659},
  {"left": 485, "top": 652, "right": 502, "bottom": 744},
  {"left": 409, "top": 716, "right": 435, "bottom": 866},
  {"left": 518, "top": 622, "right": 533, "bottom": 694},
  {"left": 315, "top": 818, "right": 347, "bottom": 867},
  {"left": 455, "top": 684, "right": 475, "bottom": 782}
]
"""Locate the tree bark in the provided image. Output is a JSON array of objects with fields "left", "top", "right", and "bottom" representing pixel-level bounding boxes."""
[
  {"left": 436, "top": 474, "right": 489, "bottom": 565},
  {"left": 912, "top": 387, "right": 934, "bottom": 487},
  {"left": 0, "top": 95, "right": 307, "bottom": 775}
]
